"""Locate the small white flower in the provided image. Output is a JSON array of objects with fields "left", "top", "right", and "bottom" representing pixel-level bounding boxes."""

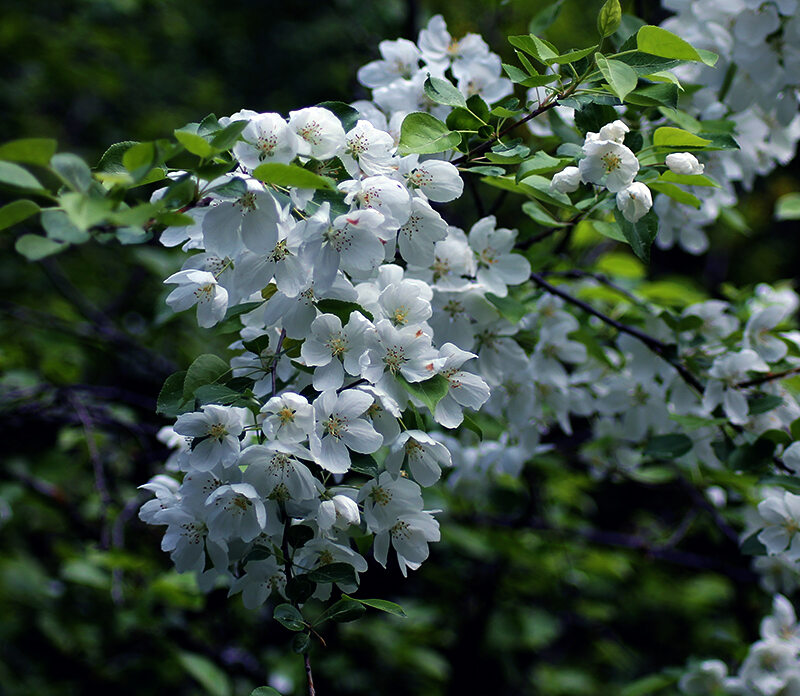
[
  {"left": 579, "top": 139, "right": 639, "bottom": 192},
  {"left": 164, "top": 269, "right": 229, "bottom": 328},
  {"left": 398, "top": 155, "right": 464, "bottom": 203},
  {"left": 174, "top": 405, "right": 250, "bottom": 471},
  {"left": 310, "top": 389, "right": 383, "bottom": 474},
  {"left": 240, "top": 443, "right": 320, "bottom": 503},
  {"left": 288, "top": 106, "right": 345, "bottom": 160},
  {"left": 373, "top": 510, "right": 440, "bottom": 577},
  {"left": 205, "top": 482, "right": 266, "bottom": 544},
  {"left": 385, "top": 430, "right": 452, "bottom": 487}
]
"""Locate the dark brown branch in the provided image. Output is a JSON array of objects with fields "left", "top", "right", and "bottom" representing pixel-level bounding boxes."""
[
  {"left": 305, "top": 654, "right": 317, "bottom": 696},
  {"left": 737, "top": 366, "right": 800, "bottom": 389},
  {"left": 69, "top": 393, "right": 113, "bottom": 549},
  {"left": 529, "top": 271, "right": 705, "bottom": 394},
  {"left": 539, "top": 269, "right": 641, "bottom": 304}
]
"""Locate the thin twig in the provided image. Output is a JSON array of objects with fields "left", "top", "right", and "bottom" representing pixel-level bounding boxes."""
[
  {"left": 271, "top": 329, "right": 287, "bottom": 398},
  {"left": 452, "top": 99, "right": 562, "bottom": 167},
  {"left": 69, "top": 393, "right": 113, "bottom": 549},
  {"left": 539, "top": 269, "right": 642, "bottom": 304},
  {"left": 737, "top": 366, "right": 800, "bottom": 389},
  {"left": 305, "top": 653, "right": 316, "bottom": 696},
  {"left": 529, "top": 271, "right": 705, "bottom": 393}
]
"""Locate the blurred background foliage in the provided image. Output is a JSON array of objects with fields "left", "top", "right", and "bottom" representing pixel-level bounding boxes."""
[{"left": 0, "top": 0, "right": 798, "bottom": 694}]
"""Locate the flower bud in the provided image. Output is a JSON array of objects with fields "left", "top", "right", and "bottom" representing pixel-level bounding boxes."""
[
  {"left": 550, "top": 166, "right": 582, "bottom": 193},
  {"left": 665, "top": 152, "right": 704, "bottom": 175},
  {"left": 616, "top": 182, "right": 653, "bottom": 223}
]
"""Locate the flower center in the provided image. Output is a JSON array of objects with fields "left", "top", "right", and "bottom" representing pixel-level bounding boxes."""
[
  {"left": 208, "top": 423, "right": 227, "bottom": 440},
  {"left": 324, "top": 414, "right": 347, "bottom": 438},
  {"left": 384, "top": 345, "right": 408, "bottom": 373},
  {"left": 236, "top": 191, "right": 258, "bottom": 212},
  {"left": 369, "top": 486, "right": 392, "bottom": 506},
  {"left": 277, "top": 406, "right": 296, "bottom": 425},
  {"left": 600, "top": 152, "right": 622, "bottom": 173},
  {"left": 327, "top": 333, "right": 348, "bottom": 356}
]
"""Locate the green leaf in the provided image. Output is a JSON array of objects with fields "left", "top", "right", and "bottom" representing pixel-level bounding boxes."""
[
  {"left": 644, "top": 434, "right": 693, "bottom": 459},
  {"left": 252, "top": 162, "right": 335, "bottom": 190},
  {"left": 305, "top": 562, "right": 357, "bottom": 584},
  {"left": 574, "top": 102, "right": 621, "bottom": 136},
  {"left": 174, "top": 128, "right": 214, "bottom": 158},
  {"left": 121, "top": 142, "right": 158, "bottom": 183},
  {"left": 653, "top": 127, "right": 712, "bottom": 149},
  {"left": 595, "top": 54, "right": 638, "bottom": 102},
  {"left": 628, "top": 466, "right": 676, "bottom": 484},
  {"left": 157, "top": 371, "right": 189, "bottom": 417},
  {"left": 517, "top": 151, "right": 567, "bottom": 181},
  {"left": 321, "top": 598, "right": 366, "bottom": 623},
  {"left": 0, "top": 138, "right": 57, "bottom": 167},
  {"left": 615, "top": 52, "right": 681, "bottom": 75},
  {"left": 668, "top": 413, "right": 728, "bottom": 430},
  {"left": 51, "top": 153, "right": 93, "bottom": 192},
  {"left": 502, "top": 64, "right": 560, "bottom": 87},
  {"left": 658, "top": 171, "right": 719, "bottom": 187},
  {"left": 15, "top": 234, "right": 68, "bottom": 260},
  {"left": 529, "top": 0, "right": 565, "bottom": 34},
  {"left": 621, "top": 673, "right": 675, "bottom": 696},
  {"left": 553, "top": 45, "right": 599, "bottom": 64},
  {"left": 508, "top": 34, "right": 558, "bottom": 63},
  {"left": 636, "top": 25, "right": 718, "bottom": 66},
  {"left": 273, "top": 603, "right": 305, "bottom": 631},
  {"left": 0, "top": 199, "right": 39, "bottom": 231},
  {"left": 209, "top": 120, "right": 248, "bottom": 151},
  {"left": 486, "top": 293, "right": 530, "bottom": 323},
  {"left": 614, "top": 208, "right": 658, "bottom": 262},
  {"left": 183, "top": 354, "right": 230, "bottom": 401},
  {"left": 446, "top": 107, "right": 485, "bottom": 132},
  {"left": 791, "top": 417, "right": 800, "bottom": 441},
  {"left": 589, "top": 219, "right": 627, "bottom": 243},
  {"left": 398, "top": 112, "right": 461, "bottom": 155},
  {"left": 625, "top": 83, "right": 678, "bottom": 109},
  {"left": 292, "top": 633, "right": 311, "bottom": 654},
  {"left": 749, "top": 394, "right": 784, "bottom": 415},
  {"left": 286, "top": 576, "right": 316, "bottom": 604},
  {"left": 96, "top": 141, "right": 140, "bottom": 174},
  {"left": 287, "top": 525, "right": 315, "bottom": 548},
  {"left": 177, "top": 652, "right": 232, "bottom": 696},
  {"left": 250, "top": 688, "right": 282, "bottom": 696},
  {"left": 315, "top": 299, "right": 372, "bottom": 323},
  {"left": 317, "top": 101, "right": 361, "bottom": 133},
  {"left": 193, "top": 384, "right": 242, "bottom": 406},
  {"left": 521, "top": 199, "right": 569, "bottom": 227},
  {"left": 649, "top": 182, "right": 701, "bottom": 208},
  {"left": 740, "top": 531, "right": 767, "bottom": 556},
  {"left": 41, "top": 209, "right": 90, "bottom": 243},
  {"left": 423, "top": 75, "right": 467, "bottom": 108},
  {"left": 776, "top": 193, "right": 800, "bottom": 221},
  {"left": 597, "top": 0, "right": 622, "bottom": 37},
  {"left": 344, "top": 595, "right": 407, "bottom": 617},
  {"left": 396, "top": 373, "right": 451, "bottom": 414},
  {"left": 0, "top": 161, "right": 43, "bottom": 190},
  {"left": 350, "top": 454, "right": 380, "bottom": 477}
]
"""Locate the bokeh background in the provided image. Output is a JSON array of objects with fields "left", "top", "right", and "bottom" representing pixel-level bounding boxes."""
[{"left": 1, "top": 1, "right": 798, "bottom": 694}]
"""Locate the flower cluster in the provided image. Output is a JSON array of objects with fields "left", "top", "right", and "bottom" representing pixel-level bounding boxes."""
[
  {"left": 679, "top": 594, "right": 800, "bottom": 695},
  {"left": 140, "top": 9, "right": 800, "bottom": 630}
]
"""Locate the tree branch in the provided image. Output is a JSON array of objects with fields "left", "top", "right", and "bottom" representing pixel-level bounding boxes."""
[
  {"left": 452, "top": 98, "right": 561, "bottom": 167},
  {"left": 737, "top": 366, "right": 800, "bottom": 389},
  {"left": 529, "top": 271, "right": 705, "bottom": 393}
]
